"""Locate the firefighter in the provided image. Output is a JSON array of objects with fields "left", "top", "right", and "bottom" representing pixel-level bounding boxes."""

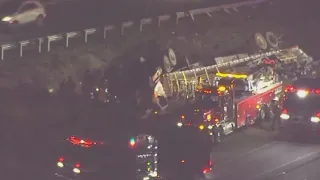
[
  {"left": 271, "top": 97, "right": 281, "bottom": 131},
  {"left": 82, "top": 70, "right": 94, "bottom": 98},
  {"left": 58, "top": 78, "right": 67, "bottom": 97},
  {"left": 66, "top": 76, "right": 76, "bottom": 95}
]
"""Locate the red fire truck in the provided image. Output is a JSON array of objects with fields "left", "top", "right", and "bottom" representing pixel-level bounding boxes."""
[
  {"left": 211, "top": 69, "right": 283, "bottom": 143},
  {"left": 176, "top": 66, "right": 283, "bottom": 144},
  {"left": 157, "top": 47, "right": 311, "bottom": 143}
]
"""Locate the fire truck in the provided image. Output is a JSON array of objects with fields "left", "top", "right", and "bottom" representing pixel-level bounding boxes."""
[
  {"left": 161, "top": 46, "right": 312, "bottom": 143},
  {"left": 177, "top": 69, "right": 283, "bottom": 144}
]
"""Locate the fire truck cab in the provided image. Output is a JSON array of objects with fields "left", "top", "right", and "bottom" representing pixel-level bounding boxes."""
[
  {"left": 208, "top": 67, "right": 283, "bottom": 144},
  {"left": 177, "top": 86, "right": 221, "bottom": 133}
]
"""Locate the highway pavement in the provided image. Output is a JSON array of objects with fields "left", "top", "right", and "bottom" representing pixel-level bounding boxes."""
[
  {"left": 270, "top": 155, "right": 320, "bottom": 180},
  {"left": 209, "top": 126, "right": 320, "bottom": 180},
  {"left": 3, "top": 98, "right": 320, "bottom": 180}
]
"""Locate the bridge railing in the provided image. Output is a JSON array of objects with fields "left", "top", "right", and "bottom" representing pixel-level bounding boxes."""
[{"left": 0, "top": 0, "right": 268, "bottom": 60}]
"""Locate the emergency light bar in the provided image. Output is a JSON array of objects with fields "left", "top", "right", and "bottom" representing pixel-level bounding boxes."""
[{"left": 216, "top": 72, "right": 247, "bottom": 79}]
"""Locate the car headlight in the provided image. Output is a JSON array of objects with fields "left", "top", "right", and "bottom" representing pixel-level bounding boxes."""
[
  {"left": 311, "top": 117, "right": 320, "bottom": 123},
  {"left": 280, "top": 113, "right": 290, "bottom": 120},
  {"left": 296, "top": 90, "right": 309, "bottom": 98},
  {"left": 57, "top": 162, "right": 64, "bottom": 168},
  {"left": 208, "top": 125, "right": 213, "bottom": 130},
  {"left": 2, "top": 16, "right": 12, "bottom": 22},
  {"left": 177, "top": 122, "right": 183, "bottom": 127},
  {"left": 73, "top": 168, "right": 81, "bottom": 174}
]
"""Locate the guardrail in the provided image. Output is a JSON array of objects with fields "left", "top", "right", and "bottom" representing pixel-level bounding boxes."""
[{"left": 0, "top": 0, "right": 268, "bottom": 60}]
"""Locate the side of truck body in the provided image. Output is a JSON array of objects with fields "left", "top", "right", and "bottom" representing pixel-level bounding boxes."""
[{"left": 236, "top": 82, "right": 283, "bottom": 128}]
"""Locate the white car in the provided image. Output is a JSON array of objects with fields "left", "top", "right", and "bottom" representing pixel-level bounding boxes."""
[{"left": 1, "top": 0, "right": 46, "bottom": 30}]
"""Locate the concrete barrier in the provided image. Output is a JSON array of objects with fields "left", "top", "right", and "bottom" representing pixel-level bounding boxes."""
[{"left": 0, "top": 0, "right": 268, "bottom": 60}]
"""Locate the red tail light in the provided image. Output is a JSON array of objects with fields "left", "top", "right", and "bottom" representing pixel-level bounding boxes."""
[
  {"left": 315, "top": 89, "right": 320, "bottom": 94},
  {"left": 59, "top": 157, "right": 64, "bottom": 162},
  {"left": 316, "top": 112, "right": 320, "bottom": 118},
  {"left": 284, "top": 85, "right": 295, "bottom": 93},
  {"left": 75, "top": 163, "right": 81, "bottom": 168},
  {"left": 282, "top": 109, "right": 288, "bottom": 114},
  {"left": 203, "top": 167, "right": 211, "bottom": 174}
]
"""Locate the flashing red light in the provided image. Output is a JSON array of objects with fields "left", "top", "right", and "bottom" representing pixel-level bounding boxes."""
[
  {"left": 282, "top": 109, "right": 288, "bottom": 114},
  {"left": 284, "top": 85, "right": 295, "bottom": 93},
  {"left": 203, "top": 167, "right": 211, "bottom": 174},
  {"left": 68, "top": 136, "right": 96, "bottom": 148},
  {"left": 75, "top": 163, "right": 81, "bottom": 168},
  {"left": 59, "top": 157, "right": 64, "bottom": 162},
  {"left": 285, "top": 86, "right": 320, "bottom": 94}
]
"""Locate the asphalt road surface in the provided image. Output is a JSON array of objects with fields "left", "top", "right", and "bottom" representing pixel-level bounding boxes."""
[
  {"left": 3, "top": 98, "right": 320, "bottom": 180},
  {"left": 0, "top": 0, "right": 266, "bottom": 43},
  {"left": 270, "top": 156, "right": 320, "bottom": 180},
  {"left": 210, "top": 127, "right": 320, "bottom": 180}
]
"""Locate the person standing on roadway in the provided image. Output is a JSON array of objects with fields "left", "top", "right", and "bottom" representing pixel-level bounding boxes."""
[{"left": 271, "top": 97, "right": 281, "bottom": 131}]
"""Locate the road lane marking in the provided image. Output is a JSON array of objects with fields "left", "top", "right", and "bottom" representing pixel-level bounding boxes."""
[{"left": 249, "top": 150, "right": 320, "bottom": 180}]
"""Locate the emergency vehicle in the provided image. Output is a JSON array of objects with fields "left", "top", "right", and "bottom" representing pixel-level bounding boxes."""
[
  {"left": 177, "top": 69, "right": 282, "bottom": 143},
  {"left": 279, "top": 77, "right": 320, "bottom": 134},
  {"left": 161, "top": 46, "right": 312, "bottom": 144},
  {"left": 130, "top": 125, "right": 212, "bottom": 180},
  {"left": 176, "top": 86, "right": 220, "bottom": 135},
  {"left": 54, "top": 118, "right": 212, "bottom": 180}
]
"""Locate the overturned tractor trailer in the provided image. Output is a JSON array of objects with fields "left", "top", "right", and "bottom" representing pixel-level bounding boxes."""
[
  {"left": 150, "top": 46, "right": 313, "bottom": 142},
  {"left": 156, "top": 46, "right": 312, "bottom": 102}
]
